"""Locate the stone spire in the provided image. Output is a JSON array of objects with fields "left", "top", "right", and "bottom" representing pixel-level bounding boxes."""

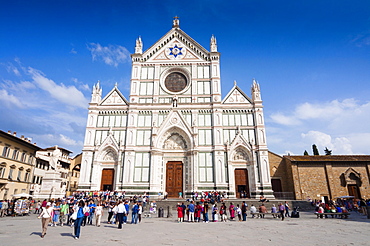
[
  {"left": 135, "top": 36, "right": 143, "bottom": 54},
  {"left": 210, "top": 35, "right": 217, "bottom": 52},
  {"left": 91, "top": 80, "right": 102, "bottom": 103},
  {"left": 172, "top": 16, "right": 180, "bottom": 28},
  {"left": 251, "top": 79, "right": 261, "bottom": 101}
]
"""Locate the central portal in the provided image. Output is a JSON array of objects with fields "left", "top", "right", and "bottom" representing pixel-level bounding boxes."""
[
  {"left": 235, "top": 169, "right": 250, "bottom": 198},
  {"left": 166, "top": 161, "right": 183, "bottom": 198},
  {"left": 100, "top": 168, "right": 114, "bottom": 191}
]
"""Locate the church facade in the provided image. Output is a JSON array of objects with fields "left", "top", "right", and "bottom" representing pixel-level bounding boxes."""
[{"left": 78, "top": 18, "right": 274, "bottom": 199}]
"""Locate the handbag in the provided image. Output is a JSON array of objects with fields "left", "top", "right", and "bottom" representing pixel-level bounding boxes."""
[{"left": 71, "top": 211, "right": 78, "bottom": 220}]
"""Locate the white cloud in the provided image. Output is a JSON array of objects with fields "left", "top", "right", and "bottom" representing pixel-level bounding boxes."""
[
  {"left": 0, "top": 89, "right": 24, "bottom": 108},
  {"left": 71, "top": 77, "right": 90, "bottom": 91},
  {"left": 70, "top": 48, "right": 77, "bottom": 54},
  {"left": 28, "top": 67, "right": 89, "bottom": 108},
  {"left": 59, "top": 134, "right": 79, "bottom": 146},
  {"left": 87, "top": 43, "right": 130, "bottom": 67},
  {"left": 6, "top": 62, "right": 21, "bottom": 76},
  {"left": 268, "top": 98, "right": 370, "bottom": 155},
  {"left": 270, "top": 113, "right": 301, "bottom": 126}
]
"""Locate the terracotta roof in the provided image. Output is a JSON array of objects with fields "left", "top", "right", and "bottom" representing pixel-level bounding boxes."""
[{"left": 284, "top": 155, "right": 370, "bottom": 162}]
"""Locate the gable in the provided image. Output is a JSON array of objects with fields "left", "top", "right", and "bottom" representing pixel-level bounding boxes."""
[
  {"left": 143, "top": 29, "right": 210, "bottom": 63},
  {"left": 100, "top": 87, "right": 128, "bottom": 106},
  {"left": 222, "top": 86, "right": 252, "bottom": 104}
]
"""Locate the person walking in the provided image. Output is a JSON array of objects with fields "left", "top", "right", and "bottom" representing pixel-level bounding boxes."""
[
  {"left": 285, "top": 201, "right": 290, "bottom": 217},
  {"left": 38, "top": 202, "right": 53, "bottom": 238},
  {"left": 95, "top": 202, "right": 103, "bottom": 227},
  {"left": 279, "top": 203, "right": 285, "bottom": 221},
  {"left": 114, "top": 200, "right": 126, "bottom": 229},
  {"left": 60, "top": 200, "right": 69, "bottom": 227},
  {"left": 74, "top": 200, "right": 85, "bottom": 240}
]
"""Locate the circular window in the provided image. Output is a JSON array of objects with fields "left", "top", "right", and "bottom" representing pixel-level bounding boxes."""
[{"left": 164, "top": 72, "right": 187, "bottom": 93}]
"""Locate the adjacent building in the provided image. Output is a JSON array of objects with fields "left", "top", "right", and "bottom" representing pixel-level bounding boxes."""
[
  {"left": 79, "top": 17, "right": 274, "bottom": 199},
  {"left": 0, "top": 130, "right": 40, "bottom": 200},
  {"left": 269, "top": 152, "right": 370, "bottom": 201}
]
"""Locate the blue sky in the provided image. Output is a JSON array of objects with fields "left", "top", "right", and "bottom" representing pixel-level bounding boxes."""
[{"left": 1, "top": 0, "right": 370, "bottom": 156}]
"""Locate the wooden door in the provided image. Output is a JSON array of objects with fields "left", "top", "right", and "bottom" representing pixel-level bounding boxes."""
[
  {"left": 166, "top": 161, "right": 183, "bottom": 198},
  {"left": 235, "top": 169, "right": 249, "bottom": 198},
  {"left": 348, "top": 185, "right": 361, "bottom": 199},
  {"left": 271, "top": 179, "right": 282, "bottom": 192},
  {"left": 100, "top": 169, "right": 114, "bottom": 191}
]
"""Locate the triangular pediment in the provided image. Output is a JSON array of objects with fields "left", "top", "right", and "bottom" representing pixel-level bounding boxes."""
[
  {"left": 230, "top": 131, "right": 250, "bottom": 149},
  {"left": 97, "top": 132, "right": 119, "bottom": 161},
  {"left": 157, "top": 110, "right": 192, "bottom": 135},
  {"left": 143, "top": 28, "right": 210, "bottom": 63},
  {"left": 100, "top": 86, "right": 128, "bottom": 106},
  {"left": 222, "top": 85, "right": 252, "bottom": 104},
  {"left": 153, "top": 110, "right": 193, "bottom": 149}
]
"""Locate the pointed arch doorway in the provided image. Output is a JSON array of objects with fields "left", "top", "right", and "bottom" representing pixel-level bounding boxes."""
[
  {"left": 166, "top": 161, "right": 183, "bottom": 198},
  {"left": 235, "top": 168, "right": 250, "bottom": 198},
  {"left": 101, "top": 169, "right": 114, "bottom": 191}
]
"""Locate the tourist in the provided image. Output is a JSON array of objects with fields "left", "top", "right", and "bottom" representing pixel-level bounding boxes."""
[
  {"left": 131, "top": 201, "right": 139, "bottom": 224},
  {"left": 271, "top": 204, "right": 277, "bottom": 218},
  {"left": 0, "top": 200, "right": 8, "bottom": 217},
  {"left": 38, "top": 202, "right": 53, "bottom": 238},
  {"left": 123, "top": 200, "right": 130, "bottom": 224},
  {"left": 212, "top": 204, "right": 218, "bottom": 222},
  {"left": 138, "top": 202, "right": 143, "bottom": 223},
  {"left": 278, "top": 203, "right": 285, "bottom": 221},
  {"left": 250, "top": 204, "right": 257, "bottom": 218},
  {"left": 241, "top": 201, "right": 248, "bottom": 221},
  {"left": 188, "top": 201, "right": 195, "bottom": 222},
  {"left": 74, "top": 200, "right": 85, "bottom": 240},
  {"left": 52, "top": 201, "right": 61, "bottom": 226},
  {"left": 220, "top": 203, "right": 227, "bottom": 222},
  {"left": 236, "top": 204, "right": 242, "bottom": 221},
  {"left": 88, "top": 200, "right": 96, "bottom": 225},
  {"left": 95, "top": 202, "right": 103, "bottom": 227},
  {"left": 82, "top": 202, "right": 89, "bottom": 226},
  {"left": 285, "top": 201, "right": 290, "bottom": 217},
  {"left": 259, "top": 203, "right": 267, "bottom": 218},
  {"left": 114, "top": 200, "right": 126, "bottom": 229},
  {"left": 229, "top": 202, "right": 235, "bottom": 220},
  {"left": 177, "top": 203, "right": 183, "bottom": 223},
  {"left": 203, "top": 202, "right": 209, "bottom": 223},
  {"left": 107, "top": 201, "right": 115, "bottom": 224},
  {"left": 195, "top": 202, "right": 202, "bottom": 222},
  {"left": 180, "top": 202, "right": 186, "bottom": 221},
  {"left": 60, "top": 200, "right": 69, "bottom": 227}
]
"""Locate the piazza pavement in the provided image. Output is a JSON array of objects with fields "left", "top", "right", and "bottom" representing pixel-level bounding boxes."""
[{"left": 0, "top": 209, "right": 369, "bottom": 246}]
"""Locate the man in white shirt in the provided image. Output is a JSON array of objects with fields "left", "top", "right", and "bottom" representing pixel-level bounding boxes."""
[{"left": 114, "top": 200, "right": 127, "bottom": 229}]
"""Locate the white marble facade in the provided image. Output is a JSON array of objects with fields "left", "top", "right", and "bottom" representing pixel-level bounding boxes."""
[{"left": 79, "top": 18, "right": 274, "bottom": 199}]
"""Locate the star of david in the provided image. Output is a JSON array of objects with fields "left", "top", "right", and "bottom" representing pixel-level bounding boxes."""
[{"left": 169, "top": 45, "right": 183, "bottom": 58}]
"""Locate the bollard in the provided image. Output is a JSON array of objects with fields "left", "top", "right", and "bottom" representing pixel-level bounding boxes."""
[{"left": 158, "top": 207, "right": 164, "bottom": 217}]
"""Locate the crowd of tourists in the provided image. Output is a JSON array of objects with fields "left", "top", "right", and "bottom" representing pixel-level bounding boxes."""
[
  {"left": 176, "top": 200, "right": 292, "bottom": 222},
  {"left": 312, "top": 197, "right": 369, "bottom": 218},
  {"left": 1, "top": 192, "right": 370, "bottom": 240}
]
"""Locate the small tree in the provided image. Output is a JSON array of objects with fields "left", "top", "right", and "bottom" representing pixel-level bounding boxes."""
[
  {"left": 324, "top": 147, "right": 332, "bottom": 155},
  {"left": 303, "top": 150, "right": 309, "bottom": 155},
  {"left": 312, "top": 144, "right": 320, "bottom": 155}
]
